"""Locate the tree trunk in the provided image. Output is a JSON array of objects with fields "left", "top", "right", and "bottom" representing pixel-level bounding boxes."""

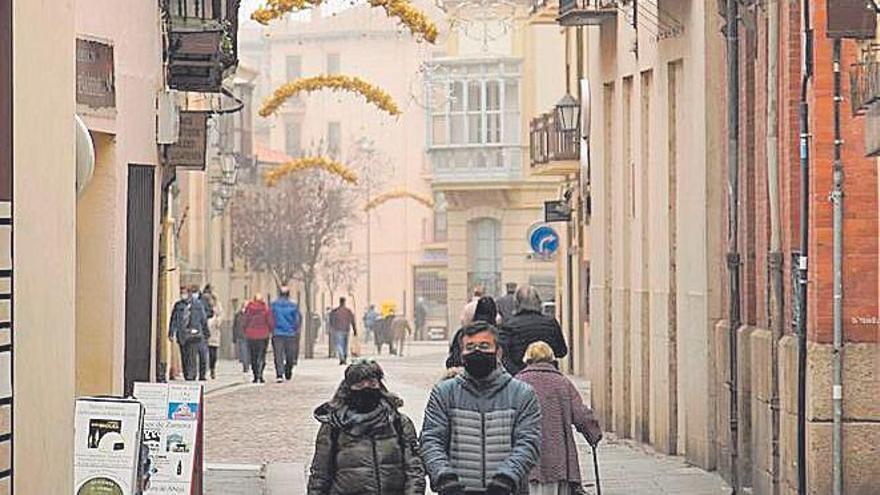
[{"left": 303, "top": 277, "right": 314, "bottom": 359}]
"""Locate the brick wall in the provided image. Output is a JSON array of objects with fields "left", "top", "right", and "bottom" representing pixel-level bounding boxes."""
[{"left": 808, "top": 5, "right": 880, "bottom": 345}]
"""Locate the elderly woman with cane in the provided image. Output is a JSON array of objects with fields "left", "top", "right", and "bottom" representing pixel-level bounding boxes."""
[{"left": 515, "top": 341, "right": 603, "bottom": 495}]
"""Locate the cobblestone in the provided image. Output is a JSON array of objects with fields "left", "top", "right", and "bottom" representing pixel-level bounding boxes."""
[{"left": 204, "top": 340, "right": 730, "bottom": 494}]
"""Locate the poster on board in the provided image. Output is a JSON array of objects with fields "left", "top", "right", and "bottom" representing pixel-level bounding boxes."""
[
  {"left": 74, "top": 397, "right": 145, "bottom": 495},
  {"left": 134, "top": 382, "right": 203, "bottom": 495}
]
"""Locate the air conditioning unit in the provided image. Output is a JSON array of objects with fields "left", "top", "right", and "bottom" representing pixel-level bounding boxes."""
[{"left": 156, "top": 90, "right": 180, "bottom": 145}]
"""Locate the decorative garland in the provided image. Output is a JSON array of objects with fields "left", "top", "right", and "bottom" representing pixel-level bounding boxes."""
[
  {"left": 367, "top": 0, "right": 438, "bottom": 43},
  {"left": 259, "top": 75, "right": 401, "bottom": 117},
  {"left": 264, "top": 156, "right": 359, "bottom": 186},
  {"left": 251, "top": 0, "right": 323, "bottom": 25},
  {"left": 364, "top": 189, "right": 434, "bottom": 211},
  {"left": 252, "top": 0, "right": 438, "bottom": 43}
]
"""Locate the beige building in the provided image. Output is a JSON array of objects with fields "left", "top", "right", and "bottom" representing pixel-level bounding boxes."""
[
  {"left": 530, "top": 0, "right": 726, "bottom": 470},
  {"left": 425, "top": 3, "right": 564, "bottom": 332},
  {"left": 74, "top": 0, "right": 165, "bottom": 397},
  {"left": 240, "top": 3, "right": 439, "bottom": 322},
  {"left": 2, "top": 0, "right": 241, "bottom": 490},
  {"left": 5, "top": 1, "right": 78, "bottom": 491}
]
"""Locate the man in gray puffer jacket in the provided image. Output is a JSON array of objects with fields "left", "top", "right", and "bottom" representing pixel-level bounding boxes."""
[{"left": 421, "top": 321, "right": 542, "bottom": 495}]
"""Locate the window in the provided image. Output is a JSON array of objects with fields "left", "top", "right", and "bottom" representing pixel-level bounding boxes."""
[
  {"left": 326, "top": 53, "right": 340, "bottom": 74},
  {"left": 285, "top": 122, "right": 301, "bottom": 157},
  {"left": 425, "top": 62, "right": 521, "bottom": 148},
  {"left": 286, "top": 55, "right": 302, "bottom": 80},
  {"left": 468, "top": 218, "right": 501, "bottom": 297},
  {"left": 327, "top": 121, "right": 341, "bottom": 157},
  {"left": 467, "top": 80, "right": 482, "bottom": 144}
]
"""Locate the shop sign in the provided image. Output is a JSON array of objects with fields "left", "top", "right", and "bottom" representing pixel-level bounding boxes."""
[
  {"left": 76, "top": 39, "right": 116, "bottom": 109},
  {"left": 166, "top": 112, "right": 208, "bottom": 170}
]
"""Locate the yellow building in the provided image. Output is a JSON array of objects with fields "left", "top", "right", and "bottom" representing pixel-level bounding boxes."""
[
  {"left": 425, "top": 2, "right": 565, "bottom": 333},
  {"left": 530, "top": 0, "right": 726, "bottom": 472}
]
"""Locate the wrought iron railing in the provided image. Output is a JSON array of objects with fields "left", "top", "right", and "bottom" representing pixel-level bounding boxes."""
[
  {"left": 851, "top": 61, "right": 880, "bottom": 116},
  {"left": 529, "top": 112, "right": 579, "bottom": 167},
  {"left": 163, "top": 0, "right": 240, "bottom": 92}
]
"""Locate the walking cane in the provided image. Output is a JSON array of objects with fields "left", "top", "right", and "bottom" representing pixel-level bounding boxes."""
[{"left": 591, "top": 444, "right": 602, "bottom": 495}]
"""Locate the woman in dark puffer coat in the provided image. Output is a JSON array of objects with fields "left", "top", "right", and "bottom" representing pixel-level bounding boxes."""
[
  {"left": 516, "top": 341, "right": 602, "bottom": 495},
  {"left": 307, "top": 359, "right": 425, "bottom": 495}
]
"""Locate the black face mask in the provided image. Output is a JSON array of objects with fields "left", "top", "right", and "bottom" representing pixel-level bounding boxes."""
[
  {"left": 349, "top": 387, "right": 383, "bottom": 413},
  {"left": 462, "top": 350, "right": 498, "bottom": 379}
]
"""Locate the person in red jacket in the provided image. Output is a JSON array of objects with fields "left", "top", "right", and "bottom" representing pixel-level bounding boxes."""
[{"left": 243, "top": 293, "right": 274, "bottom": 383}]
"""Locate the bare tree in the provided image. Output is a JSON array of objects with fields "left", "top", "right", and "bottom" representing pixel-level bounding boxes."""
[{"left": 230, "top": 168, "right": 356, "bottom": 357}]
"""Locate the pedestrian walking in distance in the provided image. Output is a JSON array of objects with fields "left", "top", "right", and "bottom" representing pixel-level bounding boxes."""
[
  {"left": 168, "top": 285, "right": 211, "bottom": 381},
  {"left": 445, "top": 296, "right": 499, "bottom": 369},
  {"left": 390, "top": 313, "right": 412, "bottom": 357},
  {"left": 363, "top": 304, "right": 380, "bottom": 345},
  {"left": 243, "top": 293, "right": 274, "bottom": 383},
  {"left": 421, "top": 321, "right": 542, "bottom": 495},
  {"left": 308, "top": 359, "right": 425, "bottom": 495},
  {"left": 499, "top": 285, "right": 568, "bottom": 376},
  {"left": 203, "top": 285, "right": 223, "bottom": 380},
  {"left": 191, "top": 285, "right": 212, "bottom": 380},
  {"left": 414, "top": 297, "right": 428, "bottom": 341},
  {"left": 495, "top": 282, "right": 518, "bottom": 324},
  {"left": 328, "top": 297, "right": 357, "bottom": 365},
  {"left": 232, "top": 302, "right": 250, "bottom": 373},
  {"left": 271, "top": 286, "right": 302, "bottom": 383},
  {"left": 516, "top": 342, "right": 602, "bottom": 495}
]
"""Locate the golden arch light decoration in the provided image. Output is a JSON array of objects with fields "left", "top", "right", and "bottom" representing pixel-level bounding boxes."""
[
  {"left": 252, "top": 0, "right": 438, "bottom": 43},
  {"left": 364, "top": 189, "right": 434, "bottom": 211},
  {"left": 264, "top": 156, "right": 359, "bottom": 187},
  {"left": 259, "top": 75, "right": 401, "bottom": 118}
]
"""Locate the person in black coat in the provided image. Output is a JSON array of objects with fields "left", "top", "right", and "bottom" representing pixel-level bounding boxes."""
[
  {"left": 498, "top": 285, "right": 567, "bottom": 376},
  {"left": 307, "top": 360, "right": 425, "bottom": 495},
  {"left": 445, "top": 296, "right": 498, "bottom": 369}
]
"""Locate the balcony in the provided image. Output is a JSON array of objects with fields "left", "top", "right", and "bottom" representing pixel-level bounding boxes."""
[
  {"left": 529, "top": 112, "right": 580, "bottom": 176},
  {"left": 164, "top": 0, "right": 240, "bottom": 93},
  {"left": 428, "top": 145, "right": 523, "bottom": 183},
  {"left": 558, "top": 0, "right": 617, "bottom": 27}
]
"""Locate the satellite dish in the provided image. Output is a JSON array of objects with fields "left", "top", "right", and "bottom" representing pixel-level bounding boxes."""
[
  {"left": 75, "top": 114, "right": 95, "bottom": 197},
  {"left": 580, "top": 78, "right": 591, "bottom": 140}
]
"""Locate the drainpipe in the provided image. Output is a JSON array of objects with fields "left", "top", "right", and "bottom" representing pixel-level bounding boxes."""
[
  {"left": 725, "top": 0, "right": 741, "bottom": 491},
  {"left": 795, "top": 0, "right": 813, "bottom": 491},
  {"left": 830, "top": 38, "right": 844, "bottom": 495},
  {"left": 765, "top": 1, "right": 783, "bottom": 493}
]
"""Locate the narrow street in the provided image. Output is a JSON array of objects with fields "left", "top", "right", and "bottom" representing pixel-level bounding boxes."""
[{"left": 204, "top": 341, "right": 729, "bottom": 494}]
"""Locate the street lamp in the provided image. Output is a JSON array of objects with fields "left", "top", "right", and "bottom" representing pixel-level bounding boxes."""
[{"left": 554, "top": 93, "right": 580, "bottom": 133}]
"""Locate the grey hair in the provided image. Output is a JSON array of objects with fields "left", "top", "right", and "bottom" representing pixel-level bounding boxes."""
[{"left": 515, "top": 285, "right": 542, "bottom": 313}]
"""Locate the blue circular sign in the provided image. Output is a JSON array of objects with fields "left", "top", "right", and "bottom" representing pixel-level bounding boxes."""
[{"left": 529, "top": 225, "right": 559, "bottom": 256}]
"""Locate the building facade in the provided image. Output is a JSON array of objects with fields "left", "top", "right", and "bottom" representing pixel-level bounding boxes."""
[
  {"left": 714, "top": 2, "right": 880, "bottom": 493},
  {"left": 241, "top": 3, "right": 439, "bottom": 326},
  {"left": 74, "top": 0, "right": 165, "bottom": 397},
  {"left": 426, "top": 3, "right": 563, "bottom": 332},
  {"left": 535, "top": 0, "right": 880, "bottom": 494},
  {"left": 6, "top": 0, "right": 78, "bottom": 490},
  {"left": 532, "top": 0, "right": 727, "bottom": 470}
]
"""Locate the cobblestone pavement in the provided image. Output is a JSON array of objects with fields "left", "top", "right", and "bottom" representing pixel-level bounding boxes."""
[{"left": 205, "top": 340, "right": 730, "bottom": 494}]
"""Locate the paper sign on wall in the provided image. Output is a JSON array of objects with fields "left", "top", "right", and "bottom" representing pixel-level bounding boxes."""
[
  {"left": 134, "top": 382, "right": 204, "bottom": 495},
  {"left": 74, "top": 397, "right": 145, "bottom": 495}
]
